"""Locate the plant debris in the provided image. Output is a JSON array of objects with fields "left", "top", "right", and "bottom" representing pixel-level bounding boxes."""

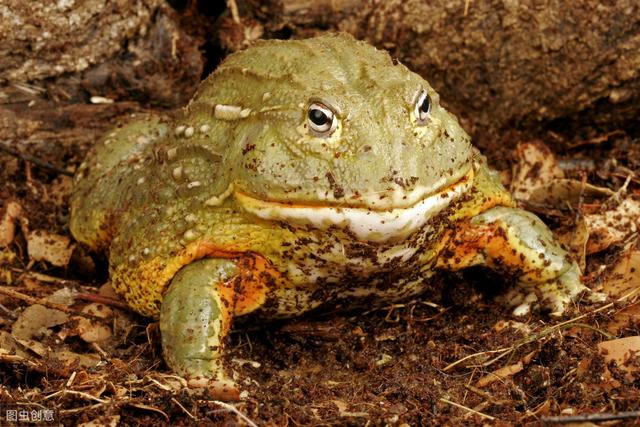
[{"left": 0, "top": 5, "right": 639, "bottom": 424}]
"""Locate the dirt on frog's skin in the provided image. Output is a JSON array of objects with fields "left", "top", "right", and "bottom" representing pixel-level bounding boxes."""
[
  {"left": 0, "top": 243, "right": 638, "bottom": 426},
  {"left": 1, "top": 5, "right": 640, "bottom": 426},
  {"left": 1, "top": 131, "right": 639, "bottom": 424}
]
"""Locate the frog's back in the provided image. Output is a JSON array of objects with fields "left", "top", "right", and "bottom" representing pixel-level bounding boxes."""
[
  {"left": 70, "top": 113, "right": 234, "bottom": 251},
  {"left": 70, "top": 114, "right": 236, "bottom": 316},
  {"left": 70, "top": 115, "right": 170, "bottom": 250}
]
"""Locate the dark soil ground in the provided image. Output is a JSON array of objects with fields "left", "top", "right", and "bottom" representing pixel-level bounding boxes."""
[{"left": 1, "top": 2, "right": 640, "bottom": 426}]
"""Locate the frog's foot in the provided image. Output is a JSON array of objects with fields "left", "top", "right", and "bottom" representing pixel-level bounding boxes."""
[
  {"left": 502, "top": 263, "right": 603, "bottom": 316},
  {"left": 160, "top": 258, "right": 241, "bottom": 400},
  {"left": 437, "top": 206, "right": 602, "bottom": 317},
  {"left": 187, "top": 377, "right": 240, "bottom": 401}
]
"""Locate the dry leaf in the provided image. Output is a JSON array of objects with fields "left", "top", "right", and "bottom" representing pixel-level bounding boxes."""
[
  {"left": 510, "top": 141, "right": 614, "bottom": 211},
  {"left": 47, "top": 175, "right": 73, "bottom": 206},
  {"left": 530, "top": 399, "right": 553, "bottom": 417},
  {"left": 0, "top": 201, "right": 23, "bottom": 247},
  {"left": 602, "top": 249, "right": 640, "bottom": 298},
  {"left": 528, "top": 179, "right": 613, "bottom": 210},
  {"left": 476, "top": 362, "right": 524, "bottom": 387},
  {"left": 98, "top": 282, "right": 119, "bottom": 299},
  {"left": 11, "top": 304, "right": 69, "bottom": 340},
  {"left": 511, "top": 141, "right": 564, "bottom": 201},
  {"left": 598, "top": 336, "right": 640, "bottom": 383},
  {"left": 556, "top": 219, "right": 589, "bottom": 271},
  {"left": 76, "top": 303, "right": 114, "bottom": 343},
  {"left": 579, "top": 336, "right": 640, "bottom": 390},
  {"left": 55, "top": 349, "right": 102, "bottom": 369},
  {"left": 47, "top": 287, "right": 78, "bottom": 305},
  {"left": 78, "top": 415, "right": 120, "bottom": 427},
  {"left": 49, "top": 289, "right": 78, "bottom": 343},
  {"left": 493, "top": 320, "right": 531, "bottom": 335},
  {"left": 584, "top": 198, "right": 640, "bottom": 254},
  {"left": 606, "top": 303, "right": 640, "bottom": 335},
  {"left": 27, "top": 229, "right": 76, "bottom": 267},
  {"left": 0, "top": 330, "right": 31, "bottom": 359},
  {"left": 331, "top": 400, "right": 369, "bottom": 418},
  {"left": 14, "top": 337, "right": 49, "bottom": 357}
]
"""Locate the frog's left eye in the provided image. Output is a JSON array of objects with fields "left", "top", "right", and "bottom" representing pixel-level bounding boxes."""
[
  {"left": 308, "top": 102, "right": 338, "bottom": 136},
  {"left": 413, "top": 90, "right": 432, "bottom": 125}
]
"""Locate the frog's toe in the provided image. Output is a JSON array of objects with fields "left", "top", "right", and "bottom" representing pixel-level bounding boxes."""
[
  {"left": 564, "top": 265, "right": 607, "bottom": 305},
  {"left": 524, "top": 264, "right": 593, "bottom": 316},
  {"left": 538, "top": 283, "right": 574, "bottom": 317},
  {"left": 506, "top": 285, "right": 571, "bottom": 317},
  {"left": 511, "top": 291, "right": 538, "bottom": 317},
  {"left": 586, "top": 290, "right": 607, "bottom": 303},
  {"left": 500, "top": 286, "right": 536, "bottom": 316},
  {"left": 502, "top": 263, "right": 596, "bottom": 316},
  {"left": 555, "top": 264, "right": 588, "bottom": 299},
  {"left": 502, "top": 287, "right": 523, "bottom": 307},
  {"left": 539, "top": 264, "right": 589, "bottom": 316},
  {"left": 188, "top": 377, "right": 241, "bottom": 401}
]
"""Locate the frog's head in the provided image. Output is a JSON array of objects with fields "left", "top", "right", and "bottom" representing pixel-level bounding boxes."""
[{"left": 189, "top": 33, "right": 475, "bottom": 242}]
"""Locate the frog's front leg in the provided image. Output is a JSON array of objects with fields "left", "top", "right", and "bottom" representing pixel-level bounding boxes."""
[
  {"left": 160, "top": 258, "right": 238, "bottom": 398},
  {"left": 436, "top": 206, "right": 599, "bottom": 316},
  {"left": 160, "top": 256, "right": 269, "bottom": 400}
]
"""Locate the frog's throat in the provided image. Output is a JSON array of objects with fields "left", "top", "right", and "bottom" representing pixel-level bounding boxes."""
[{"left": 235, "top": 169, "right": 474, "bottom": 243}]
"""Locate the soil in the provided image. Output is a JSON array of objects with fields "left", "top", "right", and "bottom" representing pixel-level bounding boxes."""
[{"left": 1, "top": 1, "right": 639, "bottom": 426}]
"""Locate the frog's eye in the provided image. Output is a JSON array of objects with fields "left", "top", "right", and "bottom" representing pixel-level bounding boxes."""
[
  {"left": 307, "top": 102, "right": 338, "bottom": 136},
  {"left": 413, "top": 90, "right": 432, "bottom": 125}
]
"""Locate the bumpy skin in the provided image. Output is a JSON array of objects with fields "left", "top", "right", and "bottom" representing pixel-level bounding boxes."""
[{"left": 70, "top": 34, "right": 590, "bottom": 391}]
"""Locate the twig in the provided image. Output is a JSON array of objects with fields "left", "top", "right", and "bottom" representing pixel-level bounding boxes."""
[
  {"left": 443, "top": 348, "right": 510, "bottom": 372},
  {"left": 75, "top": 292, "right": 130, "bottom": 310},
  {"left": 463, "top": 384, "right": 506, "bottom": 405},
  {"left": 227, "top": 0, "right": 241, "bottom": 24},
  {"left": 66, "top": 371, "right": 77, "bottom": 388},
  {"left": 0, "top": 286, "right": 103, "bottom": 320},
  {"left": 0, "top": 286, "right": 73, "bottom": 313},
  {"left": 439, "top": 397, "right": 495, "bottom": 421},
  {"left": 565, "top": 322, "right": 616, "bottom": 339},
  {"left": 127, "top": 402, "right": 169, "bottom": 420},
  {"left": 14, "top": 270, "right": 83, "bottom": 286},
  {"left": 91, "top": 342, "right": 109, "bottom": 359},
  {"left": 12, "top": 83, "right": 46, "bottom": 95},
  {"left": 541, "top": 410, "right": 640, "bottom": 423},
  {"left": 567, "top": 130, "right": 625, "bottom": 148},
  {"left": 0, "top": 140, "right": 74, "bottom": 176},
  {"left": 0, "top": 351, "right": 41, "bottom": 369},
  {"left": 58, "top": 403, "right": 106, "bottom": 415},
  {"left": 444, "top": 287, "right": 640, "bottom": 372},
  {"left": 211, "top": 401, "right": 258, "bottom": 427},
  {"left": 0, "top": 302, "right": 17, "bottom": 319},
  {"left": 608, "top": 172, "right": 634, "bottom": 203},
  {"left": 171, "top": 397, "right": 197, "bottom": 420},
  {"left": 44, "top": 389, "right": 109, "bottom": 404}
]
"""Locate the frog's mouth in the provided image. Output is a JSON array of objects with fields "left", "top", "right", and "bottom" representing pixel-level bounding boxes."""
[{"left": 234, "top": 168, "right": 474, "bottom": 243}]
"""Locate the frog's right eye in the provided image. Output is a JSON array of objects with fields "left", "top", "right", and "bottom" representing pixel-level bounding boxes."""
[
  {"left": 307, "top": 102, "right": 338, "bottom": 137},
  {"left": 413, "top": 90, "right": 432, "bottom": 125}
]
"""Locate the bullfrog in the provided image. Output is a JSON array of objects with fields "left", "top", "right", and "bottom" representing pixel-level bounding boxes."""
[{"left": 70, "top": 33, "right": 596, "bottom": 398}]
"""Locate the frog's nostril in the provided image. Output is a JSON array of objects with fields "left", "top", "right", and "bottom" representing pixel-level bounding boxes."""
[{"left": 358, "top": 144, "right": 375, "bottom": 158}]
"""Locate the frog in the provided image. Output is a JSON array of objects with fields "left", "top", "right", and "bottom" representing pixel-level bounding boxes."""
[{"left": 70, "top": 33, "right": 599, "bottom": 398}]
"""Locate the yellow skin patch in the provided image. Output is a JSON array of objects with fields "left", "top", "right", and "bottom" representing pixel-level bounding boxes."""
[{"left": 70, "top": 34, "right": 593, "bottom": 387}]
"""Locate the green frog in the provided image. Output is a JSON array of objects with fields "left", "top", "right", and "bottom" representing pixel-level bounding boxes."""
[{"left": 70, "top": 33, "right": 596, "bottom": 398}]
